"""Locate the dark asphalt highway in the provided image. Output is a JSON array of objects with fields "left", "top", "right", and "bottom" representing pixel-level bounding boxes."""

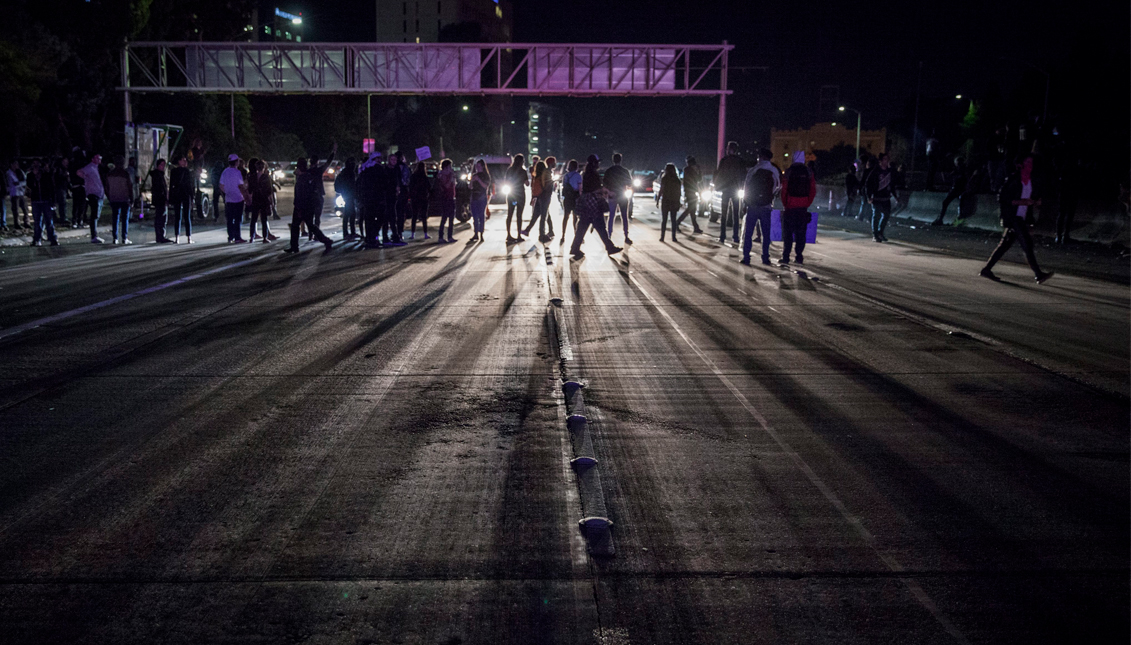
[{"left": 0, "top": 197, "right": 1126, "bottom": 644}]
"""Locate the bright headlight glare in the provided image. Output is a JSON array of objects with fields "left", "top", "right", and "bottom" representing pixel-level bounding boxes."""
[
  {"left": 501, "top": 184, "right": 511, "bottom": 195},
  {"left": 738, "top": 189, "right": 745, "bottom": 200},
  {"left": 335, "top": 195, "right": 345, "bottom": 208},
  {"left": 462, "top": 174, "right": 470, "bottom": 181},
  {"left": 632, "top": 178, "right": 641, "bottom": 187},
  {"left": 624, "top": 189, "right": 633, "bottom": 199}
]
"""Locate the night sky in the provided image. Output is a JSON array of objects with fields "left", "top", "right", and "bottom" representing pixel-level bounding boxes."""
[{"left": 282, "top": 0, "right": 1127, "bottom": 169}]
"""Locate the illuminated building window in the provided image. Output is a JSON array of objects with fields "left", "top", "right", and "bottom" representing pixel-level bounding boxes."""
[
  {"left": 264, "top": 25, "right": 271, "bottom": 34},
  {"left": 295, "top": 36, "right": 301, "bottom": 42},
  {"left": 496, "top": 6, "right": 502, "bottom": 18},
  {"left": 276, "top": 29, "right": 281, "bottom": 36},
  {"left": 285, "top": 32, "right": 292, "bottom": 40}
]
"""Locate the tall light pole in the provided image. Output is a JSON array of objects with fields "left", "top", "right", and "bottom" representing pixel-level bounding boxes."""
[
  {"left": 438, "top": 104, "right": 469, "bottom": 159},
  {"left": 839, "top": 106, "right": 862, "bottom": 160}
]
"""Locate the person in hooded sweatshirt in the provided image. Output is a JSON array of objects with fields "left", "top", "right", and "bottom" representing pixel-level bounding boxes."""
[
  {"left": 979, "top": 154, "right": 1053, "bottom": 284},
  {"left": 779, "top": 150, "right": 816, "bottom": 265},
  {"left": 741, "top": 148, "right": 780, "bottom": 265}
]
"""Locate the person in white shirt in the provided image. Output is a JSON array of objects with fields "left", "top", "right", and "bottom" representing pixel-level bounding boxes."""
[
  {"left": 980, "top": 154, "right": 1053, "bottom": 284},
  {"left": 76, "top": 154, "right": 107, "bottom": 243},
  {"left": 6, "top": 160, "right": 29, "bottom": 228},
  {"left": 219, "top": 154, "right": 251, "bottom": 243}
]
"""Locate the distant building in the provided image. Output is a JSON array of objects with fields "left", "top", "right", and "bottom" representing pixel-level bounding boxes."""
[
  {"left": 375, "top": 0, "right": 513, "bottom": 44},
  {"left": 255, "top": 7, "right": 306, "bottom": 43},
  {"left": 527, "top": 103, "right": 563, "bottom": 163},
  {"left": 770, "top": 122, "right": 886, "bottom": 162}
]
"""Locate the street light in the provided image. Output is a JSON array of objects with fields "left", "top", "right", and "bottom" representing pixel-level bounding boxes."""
[
  {"left": 438, "top": 104, "right": 469, "bottom": 158},
  {"left": 838, "top": 106, "right": 862, "bottom": 160}
]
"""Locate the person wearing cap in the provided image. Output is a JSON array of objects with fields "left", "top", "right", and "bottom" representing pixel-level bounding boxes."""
[
  {"left": 219, "top": 154, "right": 250, "bottom": 243},
  {"left": 675, "top": 155, "right": 704, "bottom": 234},
  {"left": 568, "top": 155, "right": 622, "bottom": 260}
]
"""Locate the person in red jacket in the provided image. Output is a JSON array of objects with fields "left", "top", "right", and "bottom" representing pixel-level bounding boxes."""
[{"left": 779, "top": 151, "right": 816, "bottom": 265}]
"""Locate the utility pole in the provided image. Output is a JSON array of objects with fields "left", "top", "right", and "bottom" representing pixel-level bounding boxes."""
[{"left": 716, "top": 40, "right": 729, "bottom": 164}]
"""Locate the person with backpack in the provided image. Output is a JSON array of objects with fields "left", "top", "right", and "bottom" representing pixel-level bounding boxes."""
[
  {"left": 864, "top": 152, "right": 895, "bottom": 242},
  {"left": 408, "top": 161, "right": 430, "bottom": 240},
  {"left": 433, "top": 158, "right": 458, "bottom": 243},
  {"left": 106, "top": 159, "right": 134, "bottom": 244},
  {"left": 336, "top": 157, "right": 359, "bottom": 240},
  {"left": 504, "top": 154, "right": 529, "bottom": 243},
  {"left": 713, "top": 141, "right": 747, "bottom": 244},
  {"left": 559, "top": 159, "right": 582, "bottom": 239},
  {"left": 779, "top": 150, "right": 816, "bottom": 265},
  {"left": 675, "top": 155, "right": 704, "bottom": 234},
  {"left": 979, "top": 154, "right": 1053, "bottom": 284},
  {"left": 657, "top": 163, "right": 682, "bottom": 242},
  {"left": 741, "top": 149, "right": 780, "bottom": 265}
]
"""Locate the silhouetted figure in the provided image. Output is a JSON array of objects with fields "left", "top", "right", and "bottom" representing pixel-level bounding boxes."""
[
  {"left": 980, "top": 154, "right": 1053, "bottom": 283},
  {"left": 657, "top": 163, "right": 681, "bottom": 242}
]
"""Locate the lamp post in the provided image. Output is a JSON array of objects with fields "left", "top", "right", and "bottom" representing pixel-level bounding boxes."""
[
  {"left": 438, "top": 104, "right": 469, "bottom": 159},
  {"left": 838, "top": 106, "right": 862, "bottom": 160}
]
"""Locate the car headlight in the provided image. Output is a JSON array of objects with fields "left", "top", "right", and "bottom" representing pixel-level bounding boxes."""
[
  {"left": 335, "top": 195, "right": 345, "bottom": 208},
  {"left": 624, "top": 189, "right": 633, "bottom": 199},
  {"left": 273, "top": 170, "right": 283, "bottom": 179},
  {"left": 462, "top": 174, "right": 470, "bottom": 181},
  {"left": 632, "top": 178, "right": 642, "bottom": 187},
  {"left": 501, "top": 184, "right": 511, "bottom": 195},
  {"left": 738, "top": 189, "right": 745, "bottom": 200},
  {"left": 327, "top": 168, "right": 335, "bottom": 175}
]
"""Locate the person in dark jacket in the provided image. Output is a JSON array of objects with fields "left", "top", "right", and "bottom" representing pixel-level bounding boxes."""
[
  {"left": 569, "top": 155, "right": 622, "bottom": 260},
  {"left": 979, "top": 154, "right": 1053, "bottom": 283},
  {"left": 408, "top": 161, "right": 430, "bottom": 239},
  {"left": 69, "top": 148, "right": 87, "bottom": 228},
  {"left": 26, "top": 160, "right": 58, "bottom": 246},
  {"left": 657, "top": 163, "right": 682, "bottom": 242},
  {"left": 843, "top": 160, "right": 861, "bottom": 218},
  {"left": 149, "top": 159, "right": 173, "bottom": 243},
  {"left": 713, "top": 141, "right": 746, "bottom": 243},
  {"left": 864, "top": 153, "right": 895, "bottom": 242},
  {"left": 249, "top": 159, "right": 278, "bottom": 243},
  {"left": 394, "top": 152, "right": 411, "bottom": 243},
  {"left": 285, "top": 144, "right": 336, "bottom": 253},
  {"left": 602, "top": 153, "right": 633, "bottom": 245},
  {"left": 356, "top": 151, "right": 387, "bottom": 249},
  {"left": 53, "top": 158, "right": 71, "bottom": 225},
  {"left": 504, "top": 154, "right": 529, "bottom": 243},
  {"left": 169, "top": 156, "right": 194, "bottom": 243},
  {"left": 106, "top": 160, "right": 134, "bottom": 244},
  {"left": 741, "top": 149, "right": 780, "bottom": 265},
  {"left": 779, "top": 151, "right": 816, "bottom": 265},
  {"left": 933, "top": 157, "right": 967, "bottom": 225},
  {"left": 675, "top": 155, "right": 704, "bottom": 234},
  {"left": 1055, "top": 158, "right": 1080, "bottom": 244},
  {"left": 335, "top": 157, "right": 359, "bottom": 239}
]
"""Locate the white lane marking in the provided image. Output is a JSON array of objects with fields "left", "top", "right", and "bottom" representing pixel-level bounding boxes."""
[
  {"left": 623, "top": 271, "right": 973, "bottom": 645},
  {"left": 0, "top": 254, "right": 269, "bottom": 342}
]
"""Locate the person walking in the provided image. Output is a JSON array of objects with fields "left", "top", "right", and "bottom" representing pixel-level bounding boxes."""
[
  {"left": 569, "top": 155, "right": 623, "bottom": 260},
  {"left": 713, "top": 141, "right": 746, "bottom": 243},
  {"left": 504, "top": 154, "right": 529, "bottom": 243},
  {"left": 249, "top": 159, "right": 278, "bottom": 243},
  {"left": 169, "top": 156, "right": 194, "bottom": 243},
  {"left": 219, "top": 154, "right": 249, "bottom": 243},
  {"left": 285, "top": 144, "right": 336, "bottom": 253},
  {"left": 105, "top": 159, "right": 134, "bottom": 244},
  {"left": 675, "top": 155, "right": 704, "bottom": 234},
  {"left": 53, "top": 158, "right": 71, "bottom": 226},
  {"left": 26, "top": 160, "right": 58, "bottom": 247},
  {"left": 408, "top": 161, "right": 430, "bottom": 240},
  {"left": 843, "top": 160, "right": 861, "bottom": 218},
  {"left": 602, "top": 153, "right": 633, "bottom": 245},
  {"left": 864, "top": 153, "right": 895, "bottom": 242},
  {"left": 779, "top": 151, "right": 816, "bottom": 265},
  {"left": 7, "top": 160, "right": 29, "bottom": 229},
  {"left": 77, "top": 154, "right": 107, "bottom": 243},
  {"left": 979, "top": 154, "right": 1053, "bottom": 283},
  {"left": 468, "top": 159, "right": 491, "bottom": 243},
  {"left": 433, "top": 158, "right": 457, "bottom": 243},
  {"left": 149, "top": 159, "right": 173, "bottom": 243},
  {"left": 741, "top": 151, "right": 780, "bottom": 265},
  {"left": 657, "top": 163, "right": 682, "bottom": 242},
  {"left": 336, "top": 157, "right": 360, "bottom": 240},
  {"left": 559, "top": 159, "right": 582, "bottom": 241},
  {"left": 933, "top": 157, "right": 968, "bottom": 225}
]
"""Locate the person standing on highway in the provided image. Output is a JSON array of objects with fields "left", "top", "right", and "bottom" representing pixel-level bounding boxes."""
[
  {"left": 559, "top": 159, "right": 582, "bottom": 240},
  {"left": 286, "top": 144, "right": 336, "bottom": 253},
  {"left": 106, "top": 159, "right": 134, "bottom": 245},
  {"left": 433, "top": 158, "right": 457, "bottom": 243},
  {"left": 675, "top": 155, "right": 704, "bottom": 234},
  {"left": 657, "top": 163, "right": 682, "bottom": 242},
  {"left": 148, "top": 159, "right": 173, "bottom": 244},
  {"left": 779, "top": 150, "right": 816, "bottom": 265},
  {"left": 569, "top": 155, "right": 623, "bottom": 260},
  {"left": 408, "top": 161, "right": 430, "bottom": 240},
  {"left": 524, "top": 158, "right": 546, "bottom": 239},
  {"left": 219, "top": 154, "right": 249, "bottom": 243},
  {"left": 53, "top": 158, "right": 71, "bottom": 226},
  {"left": 26, "top": 160, "right": 58, "bottom": 247},
  {"left": 249, "top": 160, "right": 278, "bottom": 243},
  {"left": 741, "top": 150, "right": 780, "bottom": 265},
  {"left": 357, "top": 151, "right": 385, "bottom": 249},
  {"left": 209, "top": 159, "right": 224, "bottom": 221},
  {"left": 336, "top": 157, "right": 360, "bottom": 240},
  {"left": 602, "top": 153, "right": 633, "bottom": 245},
  {"left": 714, "top": 141, "right": 746, "bottom": 244},
  {"left": 69, "top": 149, "right": 87, "bottom": 229},
  {"left": 7, "top": 160, "right": 29, "bottom": 229},
  {"left": 381, "top": 154, "right": 405, "bottom": 246},
  {"left": 843, "top": 160, "right": 861, "bottom": 217},
  {"left": 169, "top": 156, "right": 194, "bottom": 243},
  {"left": 77, "top": 154, "right": 106, "bottom": 243},
  {"left": 979, "top": 154, "right": 1053, "bottom": 283},
  {"left": 469, "top": 159, "right": 491, "bottom": 243},
  {"left": 933, "top": 157, "right": 967, "bottom": 226},
  {"left": 394, "top": 152, "right": 411, "bottom": 243},
  {"left": 504, "top": 154, "right": 529, "bottom": 243},
  {"left": 864, "top": 153, "right": 895, "bottom": 242}
]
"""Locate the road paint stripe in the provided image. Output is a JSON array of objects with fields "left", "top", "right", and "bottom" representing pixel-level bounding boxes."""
[
  {"left": 623, "top": 270, "right": 973, "bottom": 645},
  {"left": 0, "top": 254, "right": 269, "bottom": 342}
]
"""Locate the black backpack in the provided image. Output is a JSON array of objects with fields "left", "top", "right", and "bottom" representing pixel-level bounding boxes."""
[
  {"left": 785, "top": 163, "right": 810, "bottom": 198},
  {"left": 745, "top": 168, "right": 775, "bottom": 207}
]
